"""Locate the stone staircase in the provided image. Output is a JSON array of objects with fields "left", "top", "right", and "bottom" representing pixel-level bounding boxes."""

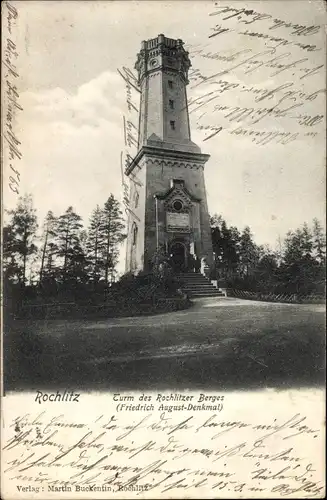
[{"left": 176, "top": 272, "right": 225, "bottom": 298}]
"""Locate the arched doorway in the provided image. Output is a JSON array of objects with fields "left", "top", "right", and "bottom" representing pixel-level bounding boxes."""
[{"left": 169, "top": 241, "right": 186, "bottom": 272}]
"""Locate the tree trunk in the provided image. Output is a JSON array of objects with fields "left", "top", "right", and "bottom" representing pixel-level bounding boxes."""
[
  {"left": 94, "top": 227, "right": 98, "bottom": 284},
  {"left": 22, "top": 226, "right": 28, "bottom": 287},
  {"left": 63, "top": 224, "right": 70, "bottom": 281},
  {"left": 39, "top": 228, "right": 49, "bottom": 283},
  {"left": 105, "top": 217, "right": 111, "bottom": 286}
]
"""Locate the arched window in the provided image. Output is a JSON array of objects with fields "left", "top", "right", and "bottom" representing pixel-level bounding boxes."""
[{"left": 132, "top": 223, "right": 138, "bottom": 246}]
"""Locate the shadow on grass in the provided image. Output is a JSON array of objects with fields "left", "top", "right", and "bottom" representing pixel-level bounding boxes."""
[{"left": 4, "top": 318, "right": 325, "bottom": 393}]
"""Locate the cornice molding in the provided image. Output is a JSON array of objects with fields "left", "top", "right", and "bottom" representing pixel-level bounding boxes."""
[
  {"left": 125, "top": 145, "right": 210, "bottom": 176},
  {"left": 147, "top": 158, "right": 202, "bottom": 170}
]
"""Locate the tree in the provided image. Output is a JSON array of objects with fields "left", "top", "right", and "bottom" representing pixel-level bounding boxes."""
[
  {"left": 312, "top": 218, "right": 326, "bottom": 264},
  {"left": 39, "top": 210, "right": 58, "bottom": 283},
  {"left": 253, "top": 253, "right": 279, "bottom": 292},
  {"left": 239, "top": 226, "right": 259, "bottom": 277},
  {"left": 300, "top": 222, "right": 313, "bottom": 259},
  {"left": 221, "top": 222, "right": 241, "bottom": 278},
  {"left": 211, "top": 215, "right": 223, "bottom": 275},
  {"left": 3, "top": 194, "right": 38, "bottom": 286},
  {"left": 86, "top": 205, "right": 103, "bottom": 284},
  {"left": 210, "top": 214, "right": 241, "bottom": 281},
  {"left": 100, "top": 195, "right": 126, "bottom": 285},
  {"left": 55, "top": 206, "right": 86, "bottom": 283},
  {"left": 279, "top": 223, "right": 320, "bottom": 294},
  {"left": 210, "top": 214, "right": 224, "bottom": 228}
]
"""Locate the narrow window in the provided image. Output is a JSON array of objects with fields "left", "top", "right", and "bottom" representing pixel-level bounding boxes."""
[
  {"left": 169, "top": 99, "right": 174, "bottom": 109},
  {"left": 132, "top": 224, "right": 138, "bottom": 245},
  {"left": 134, "top": 191, "right": 139, "bottom": 208},
  {"left": 168, "top": 80, "right": 173, "bottom": 89},
  {"left": 170, "top": 120, "right": 175, "bottom": 130}
]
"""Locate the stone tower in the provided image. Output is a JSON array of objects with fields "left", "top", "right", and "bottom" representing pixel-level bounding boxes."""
[{"left": 125, "top": 34, "right": 213, "bottom": 273}]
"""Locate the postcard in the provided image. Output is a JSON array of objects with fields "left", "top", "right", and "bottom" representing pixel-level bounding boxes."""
[{"left": 1, "top": 0, "right": 326, "bottom": 498}]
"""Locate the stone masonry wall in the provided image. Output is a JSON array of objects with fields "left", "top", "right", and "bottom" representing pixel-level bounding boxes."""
[{"left": 144, "top": 155, "right": 213, "bottom": 268}]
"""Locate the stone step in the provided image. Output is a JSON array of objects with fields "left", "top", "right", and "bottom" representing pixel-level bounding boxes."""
[
  {"left": 186, "top": 286, "right": 223, "bottom": 292},
  {"left": 183, "top": 287, "right": 220, "bottom": 292},
  {"left": 189, "top": 292, "right": 225, "bottom": 298},
  {"left": 182, "top": 286, "right": 214, "bottom": 290},
  {"left": 176, "top": 273, "right": 205, "bottom": 278},
  {"left": 182, "top": 283, "right": 217, "bottom": 288},
  {"left": 176, "top": 272, "right": 225, "bottom": 298},
  {"left": 180, "top": 281, "right": 218, "bottom": 286},
  {"left": 183, "top": 286, "right": 224, "bottom": 295},
  {"left": 176, "top": 274, "right": 206, "bottom": 278},
  {"left": 188, "top": 289, "right": 224, "bottom": 295},
  {"left": 178, "top": 277, "right": 212, "bottom": 283},
  {"left": 177, "top": 273, "right": 208, "bottom": 279},
  {"left": 181, "top": 282, "right": 213, "bottom": 286}
]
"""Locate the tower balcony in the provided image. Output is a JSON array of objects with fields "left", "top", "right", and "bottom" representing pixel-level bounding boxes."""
[
  {"left": 141, "top": 34, "right": 184, "bottom": 50},
  {"left": 135, "top": 34, "right": 191, "bottom": 85}
]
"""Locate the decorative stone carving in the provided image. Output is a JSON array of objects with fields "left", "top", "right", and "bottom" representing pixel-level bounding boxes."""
[
  {"left": 164, "top": 189, "right": 192, "bottom": 212},
  {"left": 146, "top": 157, "right": 202, "bottom": 170}
]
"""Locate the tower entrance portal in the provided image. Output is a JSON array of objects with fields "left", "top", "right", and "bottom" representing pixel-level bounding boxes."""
[{"left": 169, "top": 241, "right": 187, "bottom": 272}]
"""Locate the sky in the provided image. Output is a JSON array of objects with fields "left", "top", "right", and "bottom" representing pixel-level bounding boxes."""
[{"left": 3, "top": 0, "right": 326, "bottom": 273}]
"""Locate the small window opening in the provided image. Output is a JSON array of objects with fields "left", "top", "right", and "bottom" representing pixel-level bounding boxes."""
[
  {"left": 170, "top": 120, "right": 175, "bottom": 130},
  {"left": 168, "top": 80, "right": 173, "bottom": 89},
  {"left": 169, "top": 99, "right": 174, "bottom": 109},
  {"left": 173, "top": 200, "right": 183, "bottom": 211},
  {"left": 132, "top": 224, "right": 138, "bottom": 245}
]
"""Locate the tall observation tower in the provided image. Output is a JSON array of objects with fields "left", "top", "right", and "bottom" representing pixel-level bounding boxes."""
[{"left": 125, "top": 34, "right": 213, "bottom": 273}]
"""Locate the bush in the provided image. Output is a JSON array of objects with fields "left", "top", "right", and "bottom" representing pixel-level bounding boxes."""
[{"left": 109, "top": 269, "right": 182, "bottom": 303}]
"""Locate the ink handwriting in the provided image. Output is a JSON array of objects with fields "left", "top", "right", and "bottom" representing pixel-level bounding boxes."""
[
  {"left": 184, "top": 2, "right": 325, "bottom": 146},
  {"left": 3, "top": 409, "right": 323, "bottom": 496},
  {"left": 3, "top": 2, "right": 23, "bottom": 195},
  {"left": 209, "top": 4, "right": 321, "bottom": 37},
  {"left": 117, "top": 65, "right": 141, "bottom": 221}
]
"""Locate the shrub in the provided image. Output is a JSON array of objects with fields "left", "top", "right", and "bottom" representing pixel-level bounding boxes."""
[{"left": 109, "top": 269, "right": 182, "bottom": 303}]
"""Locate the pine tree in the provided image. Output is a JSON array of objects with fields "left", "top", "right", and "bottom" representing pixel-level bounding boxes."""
[
  {"left": 254, "top": 253, "right": 278, "bottom": 292},
  {"left": 210, "top": 215, "right": 241, "bottom": 280},
  {"left": 101, "top": 195, "right": 125, "bottom": 285},
  {"left": 211, "top": 215, "right": 223, "bottom": 276},
  {"left": 3, "top": 194, "right": 38, "bottom": 285},
  {"left": 86, "top": 205, "right": 104, "bottom": 284},
  {"left": 55, "top": 206, "right": 85, "bottom": 283},
  {"left": 239, "top": 226, "right": 258, "bottom": 277},
  {"left": 283, "top": 229, "right": 303, "bottom": 264},
  {"left": 221, "top": 221, "right": 240, "bottom": 278},
  {"left": 312, "top": 218, "right": 326, "bottom": 264},
  {"left": 39, "top": 210, "right": 58, "bottom": 283},
  {"left": 280, "top": 224, "right": 320, "bottom": 294},
  {"left": 300, "top": 222, "right": 313, "bottom": 259}
]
